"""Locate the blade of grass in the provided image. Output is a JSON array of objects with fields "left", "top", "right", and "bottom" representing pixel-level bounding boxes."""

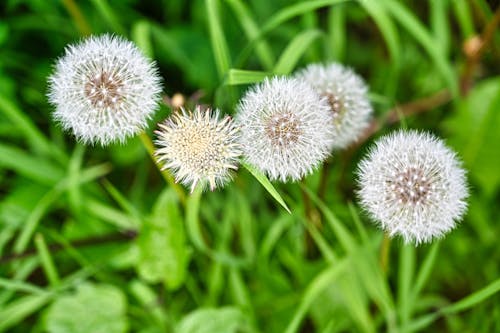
[
  {"left": 398, "top": 244, "right": 415, "bottom": 330},
  {"left": 34, "top": 233, "right": 60, "bottom": 287},
  {"left": 358, "top": 0, "right": 401, "bottom": 65},
  {"left": 89, "top": 0, "right": 126, "bottom": 35},
  {"left": 452, "top": 0, "right": 475, "bottom": 38},
  {"left": 131, "top": 20, "right": 153, "bottom": 58},
  {"left": 430, "top": 0, "right": 450, "bottom": 55},
  {"left": 0, "top": 293, "right": 53, "bottom": 332},
  {"left": 206, "top": 0, "right": 231, "bottom": 79},
  {"left": 327, "top": 4, "right": 346, "bottom": 61},
  {"left": 225, "top": 0, "right": 274, "bottom": 70},
  {"left": 273, "top": 29, "right": 323, "bottom": 75},
  {"left": 381, "top": 0, "right": 458, "bottom": 96},
  {"left": 284, "top": 259, "right": 349, "bottom": 333},
  {"left": 0, "top": 143, "right": 64, "bottom": 185},
  {"left": 13, "top": 163, "right": 111, "bottom": 254},
  {"left": 261, "top": 0, "right": 352, "bottom": 36},
  {"left": 0, "top": 95, "right": 66, "bottom": 163},
  {"left": 408, "top": 277, "right": 500, "bottom": 331},
  {"left": 348, "top": 202, "right": 369, "bottom": 244},
  {"left": 242, "top": 162, "right": 290, "bottom": 213},
  {"left": 411, "top": 242, "right": 440, "bottom": 302},
  {"left": 225, "top": 69, "right": 271, "bottom": 85}
]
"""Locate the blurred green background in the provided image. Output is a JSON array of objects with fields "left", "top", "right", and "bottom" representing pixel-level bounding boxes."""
[{"left": 0, "top": 0, "right": 499, "bottom": 332}]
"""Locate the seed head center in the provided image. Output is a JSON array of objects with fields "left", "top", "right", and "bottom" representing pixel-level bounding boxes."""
[
  {"left": 325, "top": 93, "right": 344, "bottom": 119},
  {"left": 84, "top": 71, "right": 123, "bottom": 109},
  {"left": 387, "top": 167, "right": 433, "bottom": 205},
  {"left": 265, "top": 112, "right": 302, "bottom": 147}
]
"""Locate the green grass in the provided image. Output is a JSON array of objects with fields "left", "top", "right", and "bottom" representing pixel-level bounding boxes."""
[{"left": 0, "top": 1, "right": 499, "bottom": 332}]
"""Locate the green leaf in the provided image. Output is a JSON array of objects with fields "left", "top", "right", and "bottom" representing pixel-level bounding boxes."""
[
  {"left": 0, "top": 143, "right": 64, "bottom": 185},
  {"left": 0, "top": 94, "right": 66, "bottom": 162},
  {"left": 273, "top": 29, "right": 322, "bottom": 75},
  {"left": 444, "top": 78, "right": 500, "bottom": 197},
  {"left": 381, "top": 0, "right": 458, "bottom": 95},
  {"left": 242, "top": 162, "right": 290, "bottom": 213},
  {"left": 0, "top": 293, "right": 53, "bottom": 332},
  {"left": 206, "top": 0, "right": 231, "bottom": 78},
  {"left": 284, "top": 260, "right": 349, "bottom": 333},
  {"left": 261, "top": 0, "right": 352, "bottom": 35},
  {"left": 225, "top": 69, "right": 270, "bottom": 86},
  {"left": 441, "top": 277, "right": 500, "bottom": 315},
  {"left": 136, "top": 189, "right": 190, "bottom": 290},
  {"left": 358, "top": 0, "right": 400, "bottom": 65},
  {"left": 225, "top": 0, "right": 274, "bottom": 70},
  {"left": 176, "top": 307, "right": 251, "bottom": 333},
  {"left": 45, "top": 283, "right": 128, "bottom": 333}
]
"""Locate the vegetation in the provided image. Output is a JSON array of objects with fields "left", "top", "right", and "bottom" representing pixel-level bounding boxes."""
[{"left": 0, "top": 0, "right": 499, "bottom": 332}]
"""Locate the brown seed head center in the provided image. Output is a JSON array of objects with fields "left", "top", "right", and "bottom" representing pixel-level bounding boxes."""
[
  {"left": 387, "top": 167, "right": 433, "bottom": 205},
  {"left": 84, "top": 71, "right": 124, "bottom": 109},
  {"left": 265, "top": 112, "right": 302, "bottom": 147},
  {"left": 325, "top": 93, "right": 344, "bottom": 119}
]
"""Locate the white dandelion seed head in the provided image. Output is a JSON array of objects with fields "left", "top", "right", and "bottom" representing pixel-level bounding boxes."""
[
  {"left": 155, "top": 106, "right": 241, "bottom": 193},
  {"left": 48, "top": 34, "right": 163, "bottom": 146},
  {"left": 236, "top": 76, "right": 335, "bottom": 182},
  {"left": 357, "top": 130, "right": 469, "bottom": 245},
  {"left": 294, "top": 63, "right": 373, "bottom": 149}
]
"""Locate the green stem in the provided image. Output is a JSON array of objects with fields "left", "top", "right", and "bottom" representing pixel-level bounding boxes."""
[{"left": 380, "top": 232, "right": 391, "bottom": 275}]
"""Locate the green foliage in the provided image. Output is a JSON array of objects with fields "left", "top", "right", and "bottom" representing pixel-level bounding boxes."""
[
  {"left": 0, "top": 0, "right": 499, "bottom": 332},
  {"left": 45, "top": 283, "right": 128, "bottom": 333}
]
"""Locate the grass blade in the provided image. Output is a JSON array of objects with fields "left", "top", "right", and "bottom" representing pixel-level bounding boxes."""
[
  {"left": 381, "top": 0, "right": 458, "bottom": 96},
  {"left": 242, "top": 162, "right": 290, "bottom": 213},
  {"left": 284, "top": 259, "right": 349, "bottom": 333},
  {"left": 225, "top": 0, "right": 274, "bottom": 70},
  {"left": 225, "top": 69, "right": 271, "bottom": 85},
  {"left": 273, "top": 29, "right": 322, "bottom": 75},
  {"left": 206, "top": 0, "right": 231, "bottom": 78}
]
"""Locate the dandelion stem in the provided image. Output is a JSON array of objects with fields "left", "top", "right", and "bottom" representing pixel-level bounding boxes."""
[
  {"left": 138, "top": 131, "right": 186, "bottom": 205},
  {"left": 61, "top": 0, "right": 92, "bottom": 36},
  {"left": 380, "top": 232, "right": 391, "bottom": 275}
]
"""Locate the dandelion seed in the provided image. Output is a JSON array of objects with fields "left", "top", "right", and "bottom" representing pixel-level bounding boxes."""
[
  {"left": 294, "top": 63, "right": 373, "bottom": 149},
  {"left": 155, "top": 107, "right": 241, "bottom": 193},
  {"left": 48, "top": 34, "right": 162, "bottom": 146},
  {"left": 236, "top": 77, "right": 335, "bottom": 182},
  {"left": 357, "top": 130, "right": 469, "bottom": 245}
]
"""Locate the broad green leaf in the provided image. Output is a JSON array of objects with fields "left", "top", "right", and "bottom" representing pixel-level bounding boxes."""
[
  {"left": 176, "top": 307, "right": 251, "bottom": 333},
  {"left": 225, "top": 69, "right": 270, "bottom": 85},
  {"left": 273, "top": 29, "right": 322, "bottom": 75},
  {"left": 136, "top": 189, "right": 190, "bottom": 290},
  {"left": 242, "top": 162, "right": 290, "bottom": 213},
  {"left": 443, "top": 78, "right": 500, "bottom": 197},
  {"left": 45, "top": 283, "right": 128, "bottom": 333}
]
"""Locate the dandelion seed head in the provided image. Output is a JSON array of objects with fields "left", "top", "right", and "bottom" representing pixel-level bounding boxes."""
[
  {"left": 295, "top": 63, "right": 373, "bottom": 149},
  {"left": 357, "top": 130, "right": 469, "bottom": 245},
  {"left": 155, "top": 107, "right": 241, "bottom": 193},
  {"left": 48, "top": 34, "right": 162, "bottom": 146},
  {"left": 236, "top": 77, "right": 335, "bottom": 182}
]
